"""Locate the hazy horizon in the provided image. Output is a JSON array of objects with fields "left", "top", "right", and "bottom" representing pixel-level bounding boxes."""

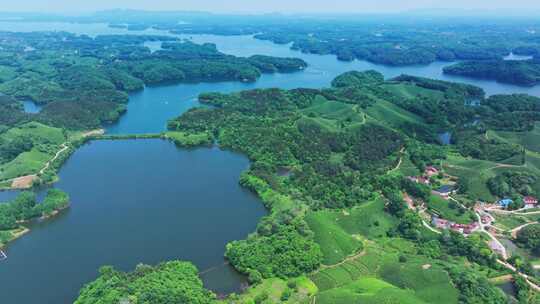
[{"left": 2, "top": 0, "right": 540, "bottom": 15}]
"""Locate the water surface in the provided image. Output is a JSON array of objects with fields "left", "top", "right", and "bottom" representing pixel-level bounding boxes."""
[{"left": 0, "top": 140, "right": 266, "bottom": 303}]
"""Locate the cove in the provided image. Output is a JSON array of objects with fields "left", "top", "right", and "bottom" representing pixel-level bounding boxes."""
[{"left": 0, "top": 140, "right": 267, "bottom": 303}]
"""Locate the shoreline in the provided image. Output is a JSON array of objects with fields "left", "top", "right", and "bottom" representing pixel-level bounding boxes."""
[
  {"left": 0, "top": 203, "right": 69, "bottom": 249},
  {"left": 0, "top": 227, "right": 30, "bottom": 249},
  {"left": 0, "top": 129, "right": 105, "bottom": 191}
]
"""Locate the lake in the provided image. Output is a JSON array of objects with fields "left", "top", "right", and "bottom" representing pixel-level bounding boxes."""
[
  {"left": 0, "top": 140, "right": 266, "bottom": 303},
  {"left": 1, "top": 21, "right": 540, "bottom": 304}
]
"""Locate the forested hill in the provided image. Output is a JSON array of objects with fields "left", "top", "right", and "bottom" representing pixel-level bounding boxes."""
[
  {"left": 75, "top": 70, "right": 537, "bottom": 303},
  {"left": 443, "top": 59, "right": 540, "bottom": 86},
  {"left": 0, "top": 32, "right": 306, "bottom": 130}
]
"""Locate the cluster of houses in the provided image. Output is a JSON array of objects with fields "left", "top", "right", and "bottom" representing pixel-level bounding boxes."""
[
  {"left": 407, "top": 166, "right": 439, "bottom": 185},
  {"left": 432, "top": 216, "right": 480, "bottom": 235},
  {"left": 408, "top": 166, "right": 438, "bottom": 181},
  {"left": 407, "top": 166, "right": 457, "bottom": 199}
]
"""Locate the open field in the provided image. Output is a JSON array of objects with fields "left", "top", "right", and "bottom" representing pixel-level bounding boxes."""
[
  {"left": 310, "top": 240, "right": 459, "bottom": 304},
  {"left": 217, "top": 276, "right": 316, "bottom": 304},
  {"left": 426, "top": 195, "right": 476, "bottom": 224},
  {"left": 0, "top": 122, "right": 66, "bottom": 180},
  {"left": 490, "top": 122, "right": 540, "bottom": 153},
  {"left": 443, "top": 153, "right": 498, "bottom": 202},
  {"left": 306, "top": 198, "right": 396, "bottom": 265}
]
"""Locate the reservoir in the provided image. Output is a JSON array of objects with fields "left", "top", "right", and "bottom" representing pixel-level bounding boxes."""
[{"left": 0, "top": 21, "right": 540, "bottom": 303}]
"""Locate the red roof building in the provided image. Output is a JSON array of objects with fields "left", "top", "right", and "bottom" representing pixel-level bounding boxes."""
[
  {"left": 524, "top": 196, "right": 538, "bottom": 206},
  {"left": 425, "top": 166, "right": 439, "bottom": 176}
]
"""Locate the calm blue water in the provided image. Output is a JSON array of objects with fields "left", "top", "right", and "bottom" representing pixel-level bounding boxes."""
[
  {"left": 0, "top": 140, "right": 266, "bottom": 303},
  {"left": 0, "top": 21, "right": 540, "bottom": 304}
]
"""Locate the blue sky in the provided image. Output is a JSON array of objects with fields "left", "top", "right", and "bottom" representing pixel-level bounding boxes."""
[{"left": 3, "top": 0, "right": 540, "bottom": 13}]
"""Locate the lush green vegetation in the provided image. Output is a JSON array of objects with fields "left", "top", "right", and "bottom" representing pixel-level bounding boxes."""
[
  {"left": 443, "top": 60, "right": 540, "bottom": 86},
  {"left": 488, "top": 171, "right": 538, "bottom": 199},
  {"left": 481, "top": 94, "right": 540, "bottom": 132},
  {"left": 3, "top": 15, "right": 540, "bottom": 301},
  {"left": 0, "top": 32, "right": 308, "bottom": 188},
  {"left": 305, "top": 197, "right": 395, "bottom": 265},
  {"left": 425, "top": 195, "right": 476, "bottom": 224},
  {"left": 163, "top": 70, "right": 532, "bottom": 302},
  {"left": 75, "top": 261, "right": 215, "bottom": 304},
  {"left": 0, "top": 189, "right": 69, "bottom": 246},
  {"left": 0, "top": 32, "right": 306, "bottom": 131},
  {"left": 0, "top": 121, "right": 66, "bottom": 180},
  {"left": 516, "top": 224, "right": 540, "bottom": 255}
]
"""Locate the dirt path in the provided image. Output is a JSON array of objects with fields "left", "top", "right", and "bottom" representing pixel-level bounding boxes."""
[
  {"left": 3, "top": 129, "right": 104, "bottom": 189},
  {"left": 510, "top": 222, "right": 538, "bottom": 239},
  {"left": 422, "top": 220, "right": 442, "bottom": 234},
  {"left": 389, "top": 147, "right": 406, "bottom": 172},
  {"left": 497, "top": 259, "right": 540, "bottom": 292},
  {"left": 39, "top": 143, "right": 68, "bottom": 175},
  {"left": 312, "top": 249, "right": 367, "bottom": 274}
]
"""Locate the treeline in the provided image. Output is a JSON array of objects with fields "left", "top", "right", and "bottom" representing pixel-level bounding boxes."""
[
  {"left": 248, "top": 22, "right": 524, "bottom": 66},
  {"left": 0, "top": 189, "right": 69, "bottom": 231},
  {"left": 75, "top": 261, "right": 215, "bottom": 304},
  {"left": 453, "top": 129, "right": 522, "bottom": 162},
  {"left": 481, "top": 94, "right": 540, "bottom": 132},
  {"left": 488, "top": 171, "right": 537, "bottom": 200},
  {"left": 443, "top": 59, "right": 540, "bottom": 87}
]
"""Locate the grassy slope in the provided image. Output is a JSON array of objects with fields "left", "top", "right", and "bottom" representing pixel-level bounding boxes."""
[
  {"left": 426, "top": 195, "right": 476, "bottom": 224},
  {"left": 364, "top": 99, "right": 425, "bottom": 127},
  {"left": 490, "top": 122, "right": 540, "bottom": 153},
  {"left": 311, "top": 240, "right": 459, "bottom": 304},
  {"left": 0, "top": 121, "right": 66, "bottom": 180},
  {"left": 218, "top": 276, "right": 317, "bottom": 304},
  {"left": 306, "top": 198, "right": 396, "bottom": 265},
  {"left": 382, "top": 83, "right": 445, "bottom": 100},
  {"left": 316, "top": 277, "right": 428, "bottom": 304},
  {"left": 443, "top": 153, "right": 497, "bottom": 202}
]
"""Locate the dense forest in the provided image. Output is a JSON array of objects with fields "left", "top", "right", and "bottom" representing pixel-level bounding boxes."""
[
  {"left": 443, "top": 59, "right": 540, "bottom": 86},
  {"left": 75, "top": 261, "right": 216, "bottom": 304},
  {"left": 0, "top": 189, "right": 69, "bottom": 246},
  {"left": 0, "top": 32, "right": 306, "bottom": 130}
]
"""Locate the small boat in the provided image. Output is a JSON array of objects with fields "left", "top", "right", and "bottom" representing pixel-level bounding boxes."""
[{"left": 0, "top": 250, "right": 6, "bottom": 261}]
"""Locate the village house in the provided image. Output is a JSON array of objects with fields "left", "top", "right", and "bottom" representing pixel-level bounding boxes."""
[
  {"left": 432, "top": 185, "right": 455, "bottom": 199},
  {"left": 432, "top": 217, "right": 449, "bottom": 229},
  {"left": 425, "top": 166, "right": 439, "bottom": 177},
  {"left": 407, "top": 176, "right": 430, "bottom": 185},
  {"left": 524, "top": 196, "right": 538, "bottom": 207},
  {"left": 481, "top": 215, "right": 493, "bottom": 225},
  {"left": 431, "top": 216, "right": 479, "bottom": 235},
  {"left": 498, "top": 198, "right": 513, "bottom": 209}
]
